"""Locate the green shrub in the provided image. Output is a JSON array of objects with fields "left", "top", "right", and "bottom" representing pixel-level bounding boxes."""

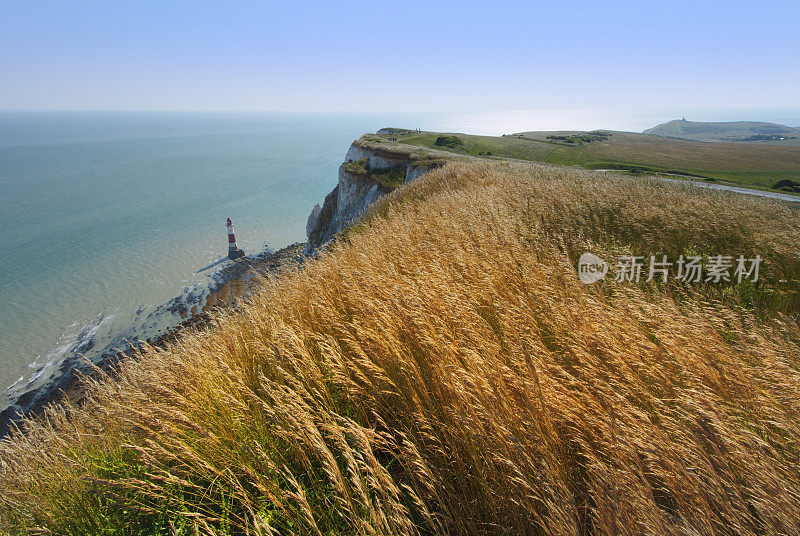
[
  {"left": 344, "top": 157, "right": 370, "bottom": 176},
  {"left": 771, "top": 179, "right": 800, "bottom": 192},
  {"left": 344, "top": 157, "right": 406, "bottom": 189},
  {"left": 434, "top": 135, "right": 464, "bottom": 149},
  {"left": 370, "top": 166, "right": 406, "bottom": 189}
]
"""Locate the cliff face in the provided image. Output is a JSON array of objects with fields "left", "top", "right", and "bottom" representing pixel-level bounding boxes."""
[{"left": 304, "top": 137, "right": 436, "bottom": 254}]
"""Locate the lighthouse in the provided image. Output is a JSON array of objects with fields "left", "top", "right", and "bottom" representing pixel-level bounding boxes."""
[{"left": 226, "top": 218, "right": 245, "bottom": 259}]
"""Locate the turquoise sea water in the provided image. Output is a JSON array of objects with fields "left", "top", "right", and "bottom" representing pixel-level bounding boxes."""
[{"left": 0, "top": 112, "right": 407, "bottom": 399}]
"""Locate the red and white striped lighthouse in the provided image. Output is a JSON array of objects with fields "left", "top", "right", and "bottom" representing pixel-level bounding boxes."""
[{"left": 226, "top": 218, "right": 245, "bottom": 259}]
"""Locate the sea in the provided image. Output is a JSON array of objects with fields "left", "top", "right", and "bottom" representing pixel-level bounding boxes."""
[
  {"left": 0, "top": 111, "right": 410, "bottom": 405},
  {"left": 1, "top": 109, "right": 799, "bottom": 407}
]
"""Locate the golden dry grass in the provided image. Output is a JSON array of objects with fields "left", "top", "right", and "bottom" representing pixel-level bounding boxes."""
[{"left": 1, "top": 161, "right": 800, "bottom": 535}]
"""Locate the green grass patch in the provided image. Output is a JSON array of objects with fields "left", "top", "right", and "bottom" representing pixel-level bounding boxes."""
[
  {"left": 344, "top": 157, "right": 406, "bottom": 189},
  {"left": 344, "top": 157, "right": 370, "bottom": 176}
]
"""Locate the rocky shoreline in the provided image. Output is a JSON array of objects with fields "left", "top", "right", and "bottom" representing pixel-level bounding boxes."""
[
  {"left": 1, "top": 131, "right": 449, "bottom": 437},
  {"left": 0, "top": 243, "right": 306, "bottom": 437}
]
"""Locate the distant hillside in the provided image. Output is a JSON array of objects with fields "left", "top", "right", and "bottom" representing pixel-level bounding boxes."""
[
  {"left": 644, "top": 119, "right": 799, "bottom": 142},
  {"left": 386, "top": 129, "right": 800, "bottom": 189}
]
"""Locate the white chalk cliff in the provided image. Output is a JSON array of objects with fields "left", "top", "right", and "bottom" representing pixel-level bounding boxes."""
[{"left": 304, "top": 133, "right": 437, "bottom": 254}]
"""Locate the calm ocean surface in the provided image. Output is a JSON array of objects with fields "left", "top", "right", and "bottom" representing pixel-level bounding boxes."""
[{"left": 0, "top": 112, "right": 418, "bottom": 399}]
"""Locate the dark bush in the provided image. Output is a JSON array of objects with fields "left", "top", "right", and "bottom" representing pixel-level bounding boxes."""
[
  {"left": 434, "top": 135, "right": 464, "bottom": 149},
  {"left": 771, "top": 179, "right": 800, "bottom": 192}
]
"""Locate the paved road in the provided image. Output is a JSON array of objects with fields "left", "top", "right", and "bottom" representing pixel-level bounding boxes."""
[{"left": 595, "top": 170, "right": 800, "bottom": 203}]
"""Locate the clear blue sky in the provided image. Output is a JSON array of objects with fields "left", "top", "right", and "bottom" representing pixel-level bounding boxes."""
[{"left": 1, "top": 0, "right": 798, "bottom": 116}]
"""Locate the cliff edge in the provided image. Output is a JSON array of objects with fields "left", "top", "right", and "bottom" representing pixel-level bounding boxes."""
[{"left": 304, "top": 129, "right": 456, "bottom": 253}]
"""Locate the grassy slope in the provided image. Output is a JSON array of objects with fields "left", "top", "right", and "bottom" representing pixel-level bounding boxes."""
[
  {"left": 2, "top": 160, "right": 800, "bottom": 535},
  {"left": 393, "top": 130, "right": 800, "bottom": 188}
]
